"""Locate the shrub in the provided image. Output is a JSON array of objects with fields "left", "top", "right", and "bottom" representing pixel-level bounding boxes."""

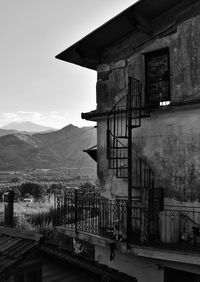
[
  {"left": 16, "top": 215, "right": 34, "bottom": 231},
  {"left": 34, "top": 221, "right": 54, "bottom": 239},
  {"left": 28, "top": 207, "right": 57, "bottom": 227}
]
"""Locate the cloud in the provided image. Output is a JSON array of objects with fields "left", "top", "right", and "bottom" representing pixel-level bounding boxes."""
[{"left": 0, "top": 111, "right": 70, "bottom": 129}]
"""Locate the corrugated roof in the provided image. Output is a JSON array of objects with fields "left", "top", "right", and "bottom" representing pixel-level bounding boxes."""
[
  {"left": 0, "top": 227, "right": 42, "bottom": 279},
  {"left": 0, "top": 234, "right": 37, "bottom": 259}
]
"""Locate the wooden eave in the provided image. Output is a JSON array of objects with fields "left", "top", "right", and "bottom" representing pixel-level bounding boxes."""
[{"left": 55, "top": 0, "right": 196, "bottom": 70}]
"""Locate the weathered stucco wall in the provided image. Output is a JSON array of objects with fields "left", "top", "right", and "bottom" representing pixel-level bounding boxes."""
[
  {"left": 173, "top": 16, "right": 200, "bottom": 102},
  {"left": 95, "top": 246, "right": 162, "bottom": 282},
  {"left": 96, "top": 15, "right": 200, "bottom": 202},
  {"left": 97, "top": 119, "right": 128, "bottom": 199},
  {"left": 95, "top": 245, "right": 200, "bottom": 282},
  {"left": 133, "top": 106, "right": 200, "bottom": 201},
  {"left": 98, "top": 106, "right": 200, "bottom": 202},
  {"left": 97, "top": 61, "right": 128, "bottom": 113}
]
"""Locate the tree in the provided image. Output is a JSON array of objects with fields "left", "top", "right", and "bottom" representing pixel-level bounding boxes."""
[
  {"left": 19, "top": 182, "right": 43, "bottom": 201},
  {"left": 79, "top": 182, "right": 95, "bottom": 192}
]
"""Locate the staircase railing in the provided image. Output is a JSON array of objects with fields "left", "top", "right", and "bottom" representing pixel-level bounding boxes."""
[
  {"left": 106, "top": 77, "right": 156, "bottom": 243},
  {"left": 107, "top": 77, "right": 153, "bottom": 189}
]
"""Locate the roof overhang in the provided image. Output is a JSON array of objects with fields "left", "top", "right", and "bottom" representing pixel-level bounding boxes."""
[
  {"left": 83, "top": 145, "right": 97, "bottom": 162},
  {"left": 56, "top": 0, "right": 184, "bottom": 70}
]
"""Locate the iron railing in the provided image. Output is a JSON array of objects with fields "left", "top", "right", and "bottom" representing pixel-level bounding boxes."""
[
  {"left": 54, "top": 190, "right": 128, "bottom": 240},
  {"left": 54, "top": 191, "right": 200, "bottom": 254},
  {"left": 155, "top": 205, "right": 200, "bottom": 252}
]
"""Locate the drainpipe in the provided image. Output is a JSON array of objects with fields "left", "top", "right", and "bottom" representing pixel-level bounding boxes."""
[{"left": 127, "top": 77, "right": 132, "bottom": 246}]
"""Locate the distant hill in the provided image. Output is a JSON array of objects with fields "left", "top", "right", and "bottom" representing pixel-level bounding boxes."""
[
  {"left": 0, "top": 124, "right": 97, "bottom": 171},
  {"left": 0, "top": 129, "right": 18, "bottom": 137},
  {"left": 2, "top": 121, "right": 55, "bottom": 133}
]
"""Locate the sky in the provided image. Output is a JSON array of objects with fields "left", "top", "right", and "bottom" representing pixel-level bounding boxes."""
[{"left": 0, "top": 0, "right": 136, "bottom": 129}]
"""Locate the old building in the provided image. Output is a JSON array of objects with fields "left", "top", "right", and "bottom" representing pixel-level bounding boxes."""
[
  {"left": 0, "top": 226, "right": 43, "bottom": 282},
  {"left": 56, "top": 0, "right": 200, "bottom": 281},
  {"left": 0, "top": 226, "right": 114, "bottom": 282}
]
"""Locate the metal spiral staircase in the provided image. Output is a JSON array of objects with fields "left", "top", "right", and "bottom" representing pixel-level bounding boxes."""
[
  {"left": 107, "top": 77, "right": 160, "bottom": 242},
  {"left": 107, "top": 77, "right": 154, "bottom": 194}
]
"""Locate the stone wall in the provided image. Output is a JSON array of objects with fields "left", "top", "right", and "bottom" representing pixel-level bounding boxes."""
[{"left": 96, "top": 61, "right": 128, "bottom": 113}]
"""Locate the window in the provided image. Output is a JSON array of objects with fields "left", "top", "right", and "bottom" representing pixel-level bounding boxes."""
[{"left": 145, "top": 48, "right": 170, "bottom": 108}]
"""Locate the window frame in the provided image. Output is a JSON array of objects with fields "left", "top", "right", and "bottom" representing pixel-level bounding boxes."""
[{"left": 144, "top": 47, "right": 170, "bottom": 108}]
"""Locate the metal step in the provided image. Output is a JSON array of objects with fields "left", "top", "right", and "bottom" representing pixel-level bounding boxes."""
[
  {"left": 114, "top": 136, "right": 128, "bottom": 139},
  {"left": 117, "top": 166, "right": 128, "bottom": 169},
  {"left": 116, "top": 174, "right": 128, "bottom": 179},
  {"left": 131, "top": 125, "right": 140, "bottom": 129},
  {"left": 108, "top": 157, "right": 128, "bottom": 160},
  {"left": 108, "top": 146, "right": 128, "bottom": 149},
  {"left": 107, "top": 78, "right": 154, "bottom": 184}
]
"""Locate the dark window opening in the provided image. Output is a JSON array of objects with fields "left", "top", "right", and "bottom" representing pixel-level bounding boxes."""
[{"left": 145, "top": 48, "right": 170, "bottom": 108}]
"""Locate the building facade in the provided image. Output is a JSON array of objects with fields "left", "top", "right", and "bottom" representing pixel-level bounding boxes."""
[{"left": 56, "top": 1, "right": 200, "bottom": 281}]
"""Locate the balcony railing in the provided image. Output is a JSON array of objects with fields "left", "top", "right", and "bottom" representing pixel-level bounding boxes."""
[{"left": 54, "top": 191, "right": 200, "bottom": 254}]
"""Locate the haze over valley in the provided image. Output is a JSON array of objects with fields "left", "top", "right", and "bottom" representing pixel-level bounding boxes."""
[{"left": 0, "top": 122, "right": 97, "bottom": 172}]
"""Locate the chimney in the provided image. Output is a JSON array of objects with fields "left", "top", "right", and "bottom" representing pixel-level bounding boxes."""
[{"left": 4, "top": 190, "right": 14, "bottom": 227}]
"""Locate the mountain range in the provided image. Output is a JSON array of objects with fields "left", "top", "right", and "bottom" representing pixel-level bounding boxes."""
[
  {"left": 0, "top": 124, "right": 97, "bottom": 171},
  {"left": 2, "top": 121, "right": 55, "bottom": 133}
]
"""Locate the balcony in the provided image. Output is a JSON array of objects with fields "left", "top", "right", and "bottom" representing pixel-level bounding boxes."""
[{"left": 54, "top": 190, "right": 200, "bottom": 255}]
